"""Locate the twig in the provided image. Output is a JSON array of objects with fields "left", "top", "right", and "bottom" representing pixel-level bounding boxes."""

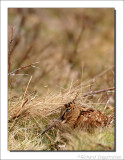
[
  {"left": 8, "top": 62, "right": 40, "bottom": 76},
  {"left": 17, "top": 44, "right": 33, "bottom": 68},
  {"left": 102, "top": 91, "right": 110, "bottom": 113},
  {"left": 103, "top": 99, "right": 110, "bottom": 113},
  {"left": 13, "top": 98, "right": 29, "bottom": 120},
  {"left": 82, "top": 87, "right": 115, "bottom": 98},
  {"left": 9, "top": 75, "right": 33, "bottom": 122},
  {"left": 73, "top": 66, "right": 114, "bottom": 92},
  {"left": 84, "top": 79, "right": 95, "bottom": 102},
  {"left": 8, "top": 95, "right": 37, "bottom": 122},
  {"left": 8, "top": 26, "right": 15, "bottom": 72},
  {"left": 73, "top": 92, "right": 79, "bottom": 103},
  {"left": 21, "top": 75, "right": 32, "bottom": 107},
  {"left": 89, "top": 79, "right": 95, "bottom": 92},
  {"left": 69, "top": 27, "right": 84, "bottom": 63},
  {"left": 8, "top": 13, "right": 26, "bottom": 72},
  {"left": 72, "top": 27, "right": 83, "bottom": 56},
  {"left": 10, "top": 74, "right": 29, "bottom": 76}
]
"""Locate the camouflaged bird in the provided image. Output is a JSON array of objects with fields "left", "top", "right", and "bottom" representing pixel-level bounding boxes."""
[{"left": 41, "top": 101, "right": 112, "bottom": 135}]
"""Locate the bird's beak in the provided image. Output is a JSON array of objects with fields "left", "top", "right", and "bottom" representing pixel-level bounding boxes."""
[{"left": 41, "top": 117, "right": 61, "bottom": 135}]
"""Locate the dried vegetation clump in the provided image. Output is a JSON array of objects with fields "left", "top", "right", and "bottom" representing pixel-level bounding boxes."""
[{"left": 8, "top": 8, "right": 115, "bottom": 151}]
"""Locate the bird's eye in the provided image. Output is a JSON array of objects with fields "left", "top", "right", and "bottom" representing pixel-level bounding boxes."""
[{"left": 66, "top": 108, "right": 71, "bottom": 112}]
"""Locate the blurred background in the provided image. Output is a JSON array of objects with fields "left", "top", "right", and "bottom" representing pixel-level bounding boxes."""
[{"left": 8, "top": 8, "right": 114, "bottom": 96}]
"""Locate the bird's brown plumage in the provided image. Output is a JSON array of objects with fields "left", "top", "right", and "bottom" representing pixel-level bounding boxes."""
[{"left": 41, "top": 101, "right": 111, "bottom": 135}]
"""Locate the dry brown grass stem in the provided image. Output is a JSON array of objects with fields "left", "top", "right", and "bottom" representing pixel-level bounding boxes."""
[
  {"left": 10, "top": 76, "right": 33, "bottom": 120},
  {"left": 82, "top": 87, "right": 115, "bottom": 98},
  {"left": 8, "top": 62, "right": 40, "bottom": 76},
  {"left": 74, "top": 66, "right": 114, "bottom": 91}
]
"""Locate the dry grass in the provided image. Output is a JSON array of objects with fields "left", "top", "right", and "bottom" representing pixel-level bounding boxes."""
[
  {"left": 8, "top": 8, "right": 115, "bottom": 151},
  {"left": 8, "top": 77, "right": 115, "bottom": 151}
]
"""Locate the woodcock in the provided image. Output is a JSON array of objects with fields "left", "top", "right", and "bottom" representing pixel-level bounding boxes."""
[{"left": 41, "top": 101, "right": 113, "bottom": 135}]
